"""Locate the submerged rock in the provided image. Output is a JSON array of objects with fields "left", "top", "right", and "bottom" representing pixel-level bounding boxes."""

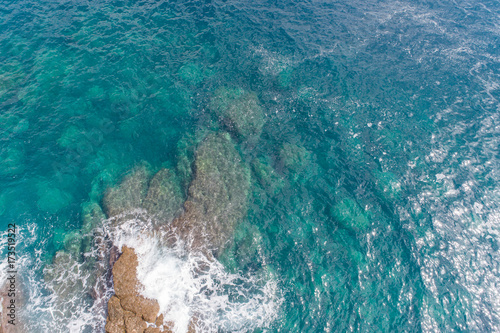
[
  {"left": 142, "top": 169, "right": 183, "bottom": 227},
  {"left": 218, "top": 221, "right": 265, "bottom": 273},
  {"left": 82, "top": 202, "right": 114, "bottom": 307},
  {"left": 251, "top": 156, "right": 285, "bottom": 195},
  {"left": 102, "top": 164, "right": 151, "bottom": 221},
  {"left": 81, "top": 201, "right": 107, "bottom": 253},
  {"left": 57, "top": 125, "right": 86, "bottom": 149},
  {"left": 332, "top": 197, "right": 371, "bottom": 232},
  {"left": 43, "top": 251, "right": 94, "bottom": 318},
  {"left": 102, "top": 163, "right": 184, "bottom": 228},
  {"left": 210, "top": 87, "right": 265, "bottom": 140},
  {"left": 277, "top": 142, "right": 313, "bottom": 183},
  {"left": 175, "top": 129, "right": 211, "bottom": 192},
  {"left": 168, "top": 132, "right": 251, "bottom": 256},
  {"left": 178, "top": 63, "right": 204, "bottom": 85},
  {"left": 41, "top": 199, "right": 112, "bottom": 331},
  {"left": 279, "top": 142, "right": 311, "bottom": 174},
  {"left": 103, "top": 134, "right": 251, "bottom": 331}
]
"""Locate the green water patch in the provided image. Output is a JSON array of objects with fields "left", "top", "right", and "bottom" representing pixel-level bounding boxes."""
[
  {"left": 0, "top": 143, "right": 25, "bottom": 177},
  {"left": 0, "top": 192, "right": 6, "bottom": 216},
  {"left": 57, "top": 125, "right": 89, "bottom": 150},
  {"left": 251, "top": 156, "right": 285, "bottom": 195},
  {"left": 332, "top": 197, "right": 372, "bottom": 232},
  {"left": 36, "top": 180, "right": 73, "bottom": 214},
  {"left": 178, "top": 63, "right": 205, "bottom": 85},
  {"left": 0, "top": 59, "right": 25, "bottom": 103},
  {"left": 278, "top": 67, "right": 294, "bottom": 88},
  {"left": 373, "top": 170, "right": 402, "bottom": 202},
  {"left": 0, "top": 112, "right": 30, "bottom": 139}
]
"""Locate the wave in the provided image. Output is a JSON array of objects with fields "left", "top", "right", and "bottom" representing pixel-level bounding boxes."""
[{"left": 5, "top": 213, "right": 282, "bottom": 333}]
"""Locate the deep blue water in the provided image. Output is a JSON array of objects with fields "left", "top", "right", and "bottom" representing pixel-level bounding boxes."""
[{"left": 1, "top": 0, "right": 499, "bottom": 332}]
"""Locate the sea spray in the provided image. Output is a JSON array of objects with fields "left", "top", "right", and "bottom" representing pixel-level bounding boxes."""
[
  {"left": 0, "top": 213, "right": 280, "bottom": 332},
  {"left": 0, "top": 222, "right": 108, "bottom": 332},
  {"left": 109, "top": 216, "right": 283, "bottom": 333},
  {"left": 21, "top": 224, "right": 112, "bottom": 332}
]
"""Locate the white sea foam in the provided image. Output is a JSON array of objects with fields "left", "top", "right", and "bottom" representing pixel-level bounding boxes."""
[
  {"left": 6, "top": 222, "right": 111, "bottom": 332},
  {"left": 6, "top": 211, "right": 281, "bottom": 332},
  {"left": 109, "top": 215, "right": 283, "bottom": 333}
]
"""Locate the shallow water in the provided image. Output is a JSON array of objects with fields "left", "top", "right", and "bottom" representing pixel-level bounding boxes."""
[{"left": 1, "top": 0, "right": 499, "bottom": 332}]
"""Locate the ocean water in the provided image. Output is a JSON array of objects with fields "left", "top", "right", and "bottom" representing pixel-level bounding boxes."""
[{"left": 0, "top": 0, "right": 499, "bottom": 332}]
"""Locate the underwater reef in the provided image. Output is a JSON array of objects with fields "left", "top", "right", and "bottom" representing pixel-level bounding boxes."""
[
  {"left": 1, "top": 0, "right": 498, "bottom": 331},
  {"left": 32, "top": 86, "right": 277, "bottom": 333},
  {"left": 165, "top": 132, "right": 251, "bottom": 256},
  {"left": 40, "top": 136, "right": 254, "bottom": 332},
  {"left": 210, "top": 87, "right": 265, "bottom": 142},
  {"left": 102, "top": 131, "right": 250, "bottom": 332}
]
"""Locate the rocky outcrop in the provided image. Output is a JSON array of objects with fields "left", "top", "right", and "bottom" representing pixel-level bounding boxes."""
[
  {"left": 104, "top": 132, "right": 251, "bottom": 332},
  {"left": 251, "top": 156, "right": 285, "bottom": 195},
  {"left": 278, "top": 142, "right": 313, "bottom": 182},
  {"left": 104, "top": 246, "right": 198, "bottom": 332},
  {"left": 105, "top": 246, "right": 166, "bottom": 333},
  {"left": 102, "top": 165, "right": 151, "bottom": 223},
  {"left": 279, "top": 143, "right": 311, "bottom": 174},
  {"left": 332, "top": 197, "right": 371, "bottom": 232},
  {"left": 167, "top": 132, "right": 251, "bottom": 257}
]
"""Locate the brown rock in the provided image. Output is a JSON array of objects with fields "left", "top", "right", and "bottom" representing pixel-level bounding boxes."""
[
  {"left": 155, "top": 314, "right": 164, "bottom": 327},
  {"left": 105, "top": 295, "right": 125, "bottom": 332},
  {"left": 105, "top": 319, "right": 125, "bottom": 333},
  {"left": 163, "top": 321, "right": 175, "bottom": 333},
  {"left": 144, "top": 328, "right": 161, "bottom": 333},
  {"left": 107, "top": 296, "right": 124, "bottom": 323},
  {"left": 112, "top": 246, "right": 139, "bottom": 298},
  {"left": 121, "top": 294, "right": 160, "bottom": 323},
  {"left": 210, "top": 87, "right": 265, "bottom": 140},
  {"left": 106, "top": 246, "right": 163, "bottom": 333},
  {"left": 123, "top": 310, "right": 135, "bottom": 319},
  {"left": 188, "top": 317, "right": 197, "bottom": 333},
  {"left": 124, "top": 313, "right": 147, "bottom": 333}
]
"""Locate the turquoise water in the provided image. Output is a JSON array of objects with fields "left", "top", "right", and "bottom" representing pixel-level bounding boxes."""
[{"left": 1, "top": 0, "right": 499, "bottom": 331}]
